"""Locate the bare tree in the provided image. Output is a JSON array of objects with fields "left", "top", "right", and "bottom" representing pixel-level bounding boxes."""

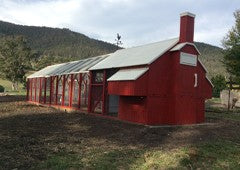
[{"left": 115, "top": 33, "right": 122, "bottom": 48}]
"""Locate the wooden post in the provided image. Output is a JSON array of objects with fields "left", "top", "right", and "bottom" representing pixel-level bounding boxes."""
[
  {"left": 69, "top": 74, "right": 74, "bottom": 107},
  {"left": 227, "top": 76, "right": 233, "bottom": 111},
  {"left": 102, "top": 70, "right": 107, "bottom": 115},
  {"left": 34, "top": 78, "right": 37, "bottom": 102},
  {"left": 26, "top": 79, "right": 29, "bottom": 101},
  {"left": 88, "top": 72, "right": 92, "bottom": 113},
  {"left": 30, "top": 79, "right": 32, "bottom": 101},
  {"left": 49, "top": 77, "right": 52, "bottom": 105},
  {"left": 62, "top": 75, "right": 66, "bottom": 106},
  {"left": 78, "top": 73, "right": 82, "bottom": 109},
  {"left": 55, "top": 76, "right": 59, "bottom": 105},
  {"left": 44, "top": 78, "right": 47, "bottom": 104}
]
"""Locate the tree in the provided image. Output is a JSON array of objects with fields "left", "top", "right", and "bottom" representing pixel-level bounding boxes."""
[
  {"left": 222, "top": 10, "right": 240, "bottom": 79},
  {"left": 115, "top": 33, "right": 122, "bottom": 48},
  {"left": 0, "top": 36, "right": 33, "bottom": 90},
  {"left": 211, "top": 75, "right": 227, "bottom": 97}
]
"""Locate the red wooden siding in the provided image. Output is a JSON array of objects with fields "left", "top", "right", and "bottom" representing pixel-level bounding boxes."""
[
  {"left": 108, "top": 71, "right": 148, "bottom": 96},
  {"left": 118, "top": 96, "right": 147, "bottom": 124}
]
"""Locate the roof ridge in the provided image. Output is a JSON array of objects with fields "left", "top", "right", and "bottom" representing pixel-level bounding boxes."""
[{"left": 116, "top": 37, "right": 179, "bottom": 52}]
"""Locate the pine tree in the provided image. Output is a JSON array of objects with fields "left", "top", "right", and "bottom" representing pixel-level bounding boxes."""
[{"left": 222, "top": 10, "right": 240, "bottom": 80}]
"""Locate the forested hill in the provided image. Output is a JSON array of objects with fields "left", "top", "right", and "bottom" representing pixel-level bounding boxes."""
[
  {"left": 0, "top": 20, "right": 118, "bottom": 59},
  {"left": 195, "top": 42, "right": 226, "bottom": 78},
  {"left": 0, "top": 20, "right": 226, "bottom": 77}
]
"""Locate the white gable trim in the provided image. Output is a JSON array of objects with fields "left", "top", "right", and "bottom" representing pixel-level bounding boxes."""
[
  {"left": 206, "top": 76, "right": 214, "bottom": 87},
  {"left": 170, "top": 42, "right": 201, "bottom": 55},
  {"left": 198, "top": 58, "right": 208, "bottom": 73}
]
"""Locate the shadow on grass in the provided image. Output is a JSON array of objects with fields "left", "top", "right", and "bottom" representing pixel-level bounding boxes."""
[{"left": 0, "top": 95, "right": 25, "bottom": 103}]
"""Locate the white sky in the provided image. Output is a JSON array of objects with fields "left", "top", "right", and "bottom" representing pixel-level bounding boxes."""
[{"left": 0, "top": 0, "right": 239, "bottom": 48}]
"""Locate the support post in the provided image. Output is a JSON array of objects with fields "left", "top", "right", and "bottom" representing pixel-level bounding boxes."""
[
  {"left": 87, "top": 72, "right": 93, "bottom": 113},
  {"left": 62, "top": 75, "right": 66, "bottom": 106},
  {"left": 30, "top": 79, "right": 32, "bottom": 101},
  {"left": 78, "top": 73, "right": 82, "bottom": 109},
  {"left": 69, "top": 74, "right": 74, "bottom": 107},
  {"left": 26, "top": 79, "right": 29, "bottom": 101},
  {"left": 34, "top": 78, "right": 37, "bottom": 102},
  {"left": 102, "top": 70, "right": 107, "bottom": 115},
  {"left": 55, "top": 76, "right": 59, "bottom": 105},
  {"left": 49, "top": 77, "right": 53, "bottom": 105}
]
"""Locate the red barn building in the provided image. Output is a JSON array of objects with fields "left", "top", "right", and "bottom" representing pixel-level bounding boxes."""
[{"left": 27, "top": 12, "right": 213, "bottom": 125}]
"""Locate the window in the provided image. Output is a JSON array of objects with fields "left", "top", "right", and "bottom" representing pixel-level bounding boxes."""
[
  {"left": 94, "top": 72, "right": 104, "bottom": 83},
  {"left": 180, "top": 52, "right": 197, "bottom": 66}
]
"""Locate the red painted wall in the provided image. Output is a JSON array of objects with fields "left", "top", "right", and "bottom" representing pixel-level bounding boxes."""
[
  {"left": 108, "top": 71, "right": 148, "bottom": 96},
  {"left": 118, "top": 96, "right": 147, "bottom": 124},
  {"left": 145, "top": 44, "right": 212, "bottom": 125}
]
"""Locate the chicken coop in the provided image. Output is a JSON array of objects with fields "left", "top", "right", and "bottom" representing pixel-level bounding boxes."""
[{"left": 27, "top": 12, "right": 213, "bottom": 125}]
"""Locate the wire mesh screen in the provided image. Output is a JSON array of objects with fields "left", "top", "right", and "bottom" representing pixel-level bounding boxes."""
[
  {"left": 80, "top": 73, "right": 89, "bottom": 110},
  {"left": 40, "top": 78, "right": 45, "bottom": 103},
  {"left": 35, "top": 78, "right": 40, "bottom": 102},
  {"left": 72, "top": 74, "right": 80, "bottom": 108},
  {"left": 51, "top": 77, "right": 57, "bottom": 104},
  {"left": 32, "top": 79, "right": 36, "bottom": 101},
  {"left": 64, "top": 75, "right": 71, "bottom": 106},
  {"left": 45, "top": 77, "right": 51, "bottom": 104},
  {"left": 57, "top": 76, "right": 63, "bottom": 105},
  {"left": 91, "top": 86, "right": 103, "bottom": 113}
]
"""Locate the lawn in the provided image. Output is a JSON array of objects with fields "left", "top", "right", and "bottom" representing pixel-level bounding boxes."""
[
  {"left": 0, "top": 96, "right": 240, "bottom": 169},
  {"left": 0, "top": 71, "right": 34, "bottom": 95}
]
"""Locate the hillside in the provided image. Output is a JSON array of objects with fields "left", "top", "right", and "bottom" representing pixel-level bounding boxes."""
[
  {"left": 195, "top": 42, "right": 226, "bottom": 78},
  {"left": 0, "top": 20, "right": 226, "bottom": 77},
  {"left": 0, "top": 20, "right": 118, "bottom": 61}
]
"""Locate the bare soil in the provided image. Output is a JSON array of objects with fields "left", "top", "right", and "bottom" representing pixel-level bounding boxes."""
[{"left": 0, "top": 95, "right": 240, "bottom": 169}]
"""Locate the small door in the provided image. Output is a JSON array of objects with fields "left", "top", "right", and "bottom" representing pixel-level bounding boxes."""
[{"left": 108, "top": 95, "right": 119, "bottom": 117}]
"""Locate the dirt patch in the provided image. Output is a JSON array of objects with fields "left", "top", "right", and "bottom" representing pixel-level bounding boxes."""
[{"left": 0, "top": 96, "right": 240, "bottom": 169}]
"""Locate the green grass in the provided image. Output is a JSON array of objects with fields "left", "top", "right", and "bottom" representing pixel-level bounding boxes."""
[
  {"left": 0, "top": 78, "right": 25, "bottom": 95},
  {"left": 36, "top": 140, "right": 240, "bottom": 170}
]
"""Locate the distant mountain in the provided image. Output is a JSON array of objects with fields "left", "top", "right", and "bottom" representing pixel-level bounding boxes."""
[
  {"left": 0, "top": 20, "right": 226, "bottom": 77},
  {"left": 0, "top": 20, "right": 118, "bottom": 60}
]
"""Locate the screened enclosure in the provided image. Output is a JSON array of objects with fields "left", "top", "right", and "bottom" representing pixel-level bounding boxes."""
[{"left": 27, "top": 55, "right": 109, "bottom": 113}]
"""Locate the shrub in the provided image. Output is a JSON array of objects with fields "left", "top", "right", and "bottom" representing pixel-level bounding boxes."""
[
  {"left": 0, "top": 85, "right": 5, "bottom": 93},
  {"left": 211, "top": 75, "right": 227, "bottom": 97}
]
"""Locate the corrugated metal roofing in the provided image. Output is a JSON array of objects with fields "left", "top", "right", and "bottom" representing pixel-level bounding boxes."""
[
  {"left": 90, "top": 38, "right": 179, "bottom": 70},
  {"left": 27, "top": 54, "right": 109, "bottom": 78},
  {"left": 107, "top": 67, "right": 149, "bottom": 81}
]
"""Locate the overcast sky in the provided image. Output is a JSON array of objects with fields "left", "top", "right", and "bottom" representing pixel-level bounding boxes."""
[{"left": 0, "top": 0, "right": 239, "bottom": 48}]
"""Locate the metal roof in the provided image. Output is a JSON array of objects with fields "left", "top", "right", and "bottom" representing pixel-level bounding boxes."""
[
  {"left": 107, "top": 67, "right": 149, "bottom": 81},
  {"left": 90, "top": 38, "right": 179, "bottom": 70},
  {"left": 27, "top": 54, "right": 109, "bottom": 78}
]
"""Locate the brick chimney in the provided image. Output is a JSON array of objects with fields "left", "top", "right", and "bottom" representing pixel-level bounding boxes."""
[{"left": 179, "top": 12, "right": 195, "bottom": 43}]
